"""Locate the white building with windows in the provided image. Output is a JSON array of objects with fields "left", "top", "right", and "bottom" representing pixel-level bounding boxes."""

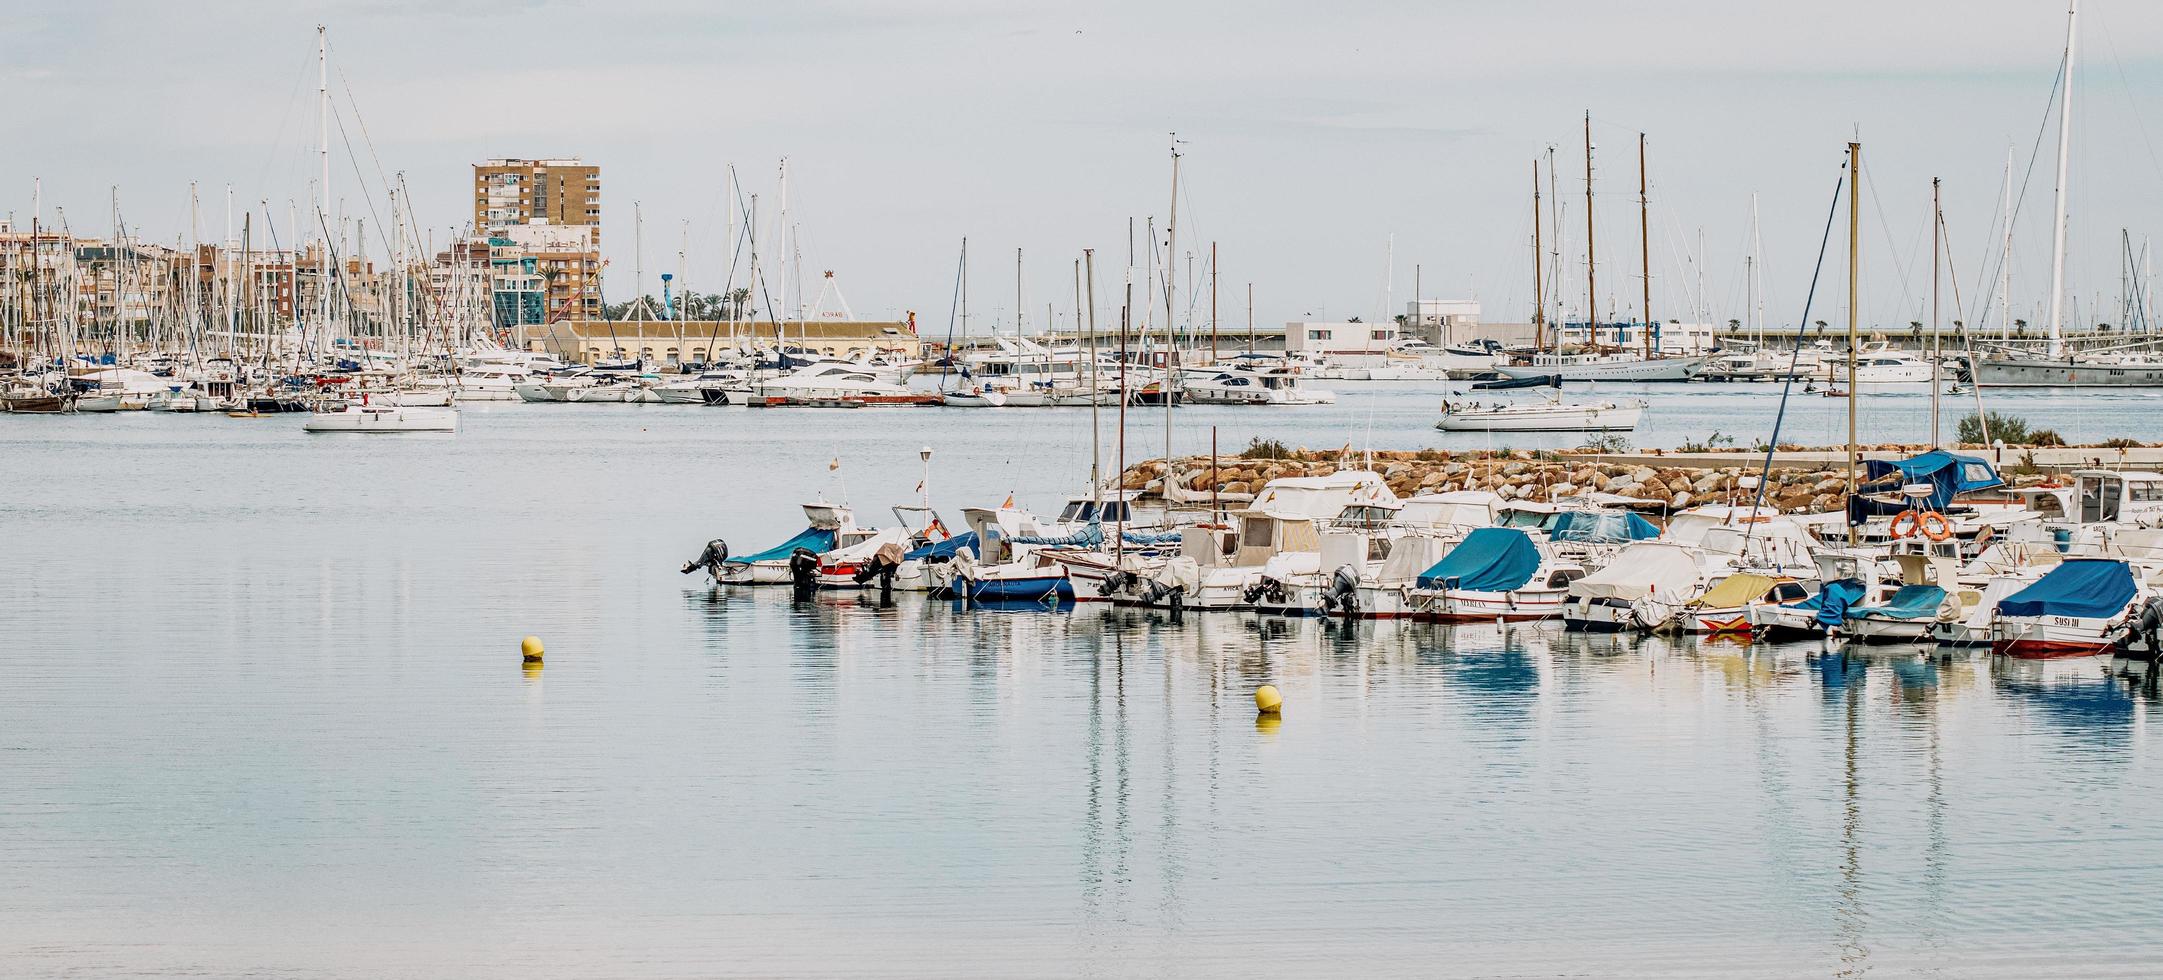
[{"left": 1286, "top": 320, "right": 1399, "bottom": 357}]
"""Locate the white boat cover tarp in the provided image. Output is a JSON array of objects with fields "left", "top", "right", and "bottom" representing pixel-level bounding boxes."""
[{"left": 1569, "top": 542, "right": 1700, "bottom": 601}]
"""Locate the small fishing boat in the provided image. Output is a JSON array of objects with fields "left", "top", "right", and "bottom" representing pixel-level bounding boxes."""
[
  {"left": 1562, "top": 541, "right": 1702, "bottom": 632},
  {"left": 1991, "top": 559, "right": 2144, "bottom": 659},
  {"left": 1408, "top": 527, "right": 1584, "bottom": 622},
  {"left": 1676, "top": 573, "right": 1810, "bottom": 635},
  {"left": 716, "top": 502, "right": 855, "bottom": 585},
  {"left": 302, "top": 404, "right": 458, "bottom": 433}
]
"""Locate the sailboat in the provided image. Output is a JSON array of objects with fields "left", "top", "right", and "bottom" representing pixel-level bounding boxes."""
[
  {"left": 1498, "top": 120, "right": 1705, "bottom": 383},
  {"left": 1965, "top": 0, "right": 2163, "bottom": 387}
]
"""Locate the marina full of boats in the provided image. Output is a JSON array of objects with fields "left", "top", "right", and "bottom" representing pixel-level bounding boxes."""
[{"left": 683, "top": 447, "right": 2163, "bottom": 673}]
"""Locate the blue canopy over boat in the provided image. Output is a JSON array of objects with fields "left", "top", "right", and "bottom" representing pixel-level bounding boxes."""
[
  {"left": 1997, "top": 559, "right": 2139, "bottom": 620},
  {"left": 1863, "top": 450, "right": 2002, "bottom": 510},
  {"left": 1122, "top": 529, "right": 1183, "bottom": 546},
  {"left": 1549, "top": 510, "right": 1661, "bottom": 544},
  {"left": 1416, "top": 527, "right": 1541, "bottom": 592},
  {"left": 903, "top": 531, "right": 980, "bottom": 561},
  {"left": 1012, "top": 522, "right": 1104, "bottom": 548},
  {"left": 1784, "top": 578, "right": 1867, "bottom": 627},
  {"left": 734, "top": 526, "right": 838, "bottom": 564},
  {"left": 1851, "top": 584, "right": 1947, "bottom": 620}
]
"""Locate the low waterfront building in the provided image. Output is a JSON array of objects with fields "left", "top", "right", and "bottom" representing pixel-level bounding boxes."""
[{"left": 527, "top": 317, "right": 923, "bottom": 366}]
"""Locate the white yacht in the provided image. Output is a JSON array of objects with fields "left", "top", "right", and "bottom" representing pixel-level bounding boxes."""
[
  {"left": 302, "top": 403, "right": 458, "bottom": 433},
  {"left": 1496, "top": 351, "right": 1704, "bottom": 382},
  {"left": 1827, "top": 344, "right": 1935, "bottom": 384},
  {"left": 1435, "top": 390, "right": 1644, "bottom": 432}
]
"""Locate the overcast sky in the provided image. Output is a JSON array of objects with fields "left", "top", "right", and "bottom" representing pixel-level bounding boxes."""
[{"left": 7, "top": 1, "right": 2163, "bottom": 334}]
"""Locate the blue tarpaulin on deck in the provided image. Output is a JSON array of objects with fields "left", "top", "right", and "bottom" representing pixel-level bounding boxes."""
[
  {"left": 735, "top": 526, "right": 838, "bottom": 563},
  {"left": 1416, "top": 527, "right": 1541, "bottom": 592},
  {"left": 1863, "top": 450, "right": 2002, "bottom": 510},
  {"left": 1851, "top": 585, "right": 1947, "bottom": 620},
  {"left": 1997, "top": 560, "right": 2138, "bottom": 620},
  {"left": 1549, "top": 511, "right": 1661, "bottom": 544},
  {"left": 1786, "top": 578, "right": 1867, "bottom": 627},
  {"left": 903, "top": 532, "right": 979, "bottom": 561}
]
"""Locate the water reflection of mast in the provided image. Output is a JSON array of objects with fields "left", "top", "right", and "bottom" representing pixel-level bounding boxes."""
[{"left": 1834, "top": 655, "right": 1868, "bottom": 977}]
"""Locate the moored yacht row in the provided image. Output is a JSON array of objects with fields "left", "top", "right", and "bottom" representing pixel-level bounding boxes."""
[{"left": 683, "top": 448, "right": 2163, "bottom": 664}]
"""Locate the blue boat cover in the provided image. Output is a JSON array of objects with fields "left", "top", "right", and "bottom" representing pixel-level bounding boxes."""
[
  {"left": 1012, "top": 522, "right": 1105, "bottom": 548},
  {"left": 1997, "top": 560, "right": 2138, "bottom": 620},
  {"left": 1785, "top": 578, "right": 1867, "bottom": 627},
  {"left": 1852, "top": 584, "right": 1947, "bottom": 620},
  {"left": 1863, "top": 450, "right": 2003, "bottom": 510},
  {"left": 735, "top": 526, "right": 838, "bottom": 563},
  {"left": 1549, "top": 511, "right": 1661, "bottom": 543},
  {"left": 903, "top": 531, "right": 979, "bottom": 561},
  {"left": 1416, "top": 527, "right": 1541, "bottom": 592},
  {"left": 1122, "top": 529, "right": 1183, "bottom": 546}
]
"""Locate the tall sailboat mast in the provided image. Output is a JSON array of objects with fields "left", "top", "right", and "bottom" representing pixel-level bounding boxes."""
[
  {"left": 1931, "top": 176, "right": 1943, "bottom": 447},
  {"left": 2047, "top": 0, "right": 2078, "bottom": 357},
  {"left": 1846, "top": 140, "right": 1862, "bottom": 546},
  {"left": 1531, "top": 159, "right": 1546, "bottom": 352},
  {"left": 317, "top": 25, "right": 330, "bottom": 345},
  {"left": 1637, "top": 132, "right": 1652, "bottom": 358},
  {"left": 1583, "top": 112, "right": 1598, "bottom": 346}
]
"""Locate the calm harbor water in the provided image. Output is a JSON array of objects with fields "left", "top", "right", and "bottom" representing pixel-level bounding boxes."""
[{"left": 3, "top": 386, "right": 2160, "bottom": 978}]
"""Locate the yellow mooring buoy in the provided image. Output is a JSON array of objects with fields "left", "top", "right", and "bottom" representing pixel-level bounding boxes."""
[
  {"left": 520, "top": 635, "right": 545, "bottom": 663},
  {"left": 1254, "top": 684, "right": 1282, "bottom": 715}
]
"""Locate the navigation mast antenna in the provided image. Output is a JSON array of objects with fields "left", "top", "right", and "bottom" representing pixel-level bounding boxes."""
[
  {"left": 1583, "top": 112, "right": 1598, "bottom": 348},
  {"left": 2047, "top": 0, "right": 2078, "bottom": 358}
]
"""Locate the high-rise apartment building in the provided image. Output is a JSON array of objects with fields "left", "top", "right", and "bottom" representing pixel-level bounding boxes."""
[
  {"left": 472, "top": 157, "right": 604, "bottom": 329},
  {"left": 472, "top": 158, "right": 601, "bottom": 242}
]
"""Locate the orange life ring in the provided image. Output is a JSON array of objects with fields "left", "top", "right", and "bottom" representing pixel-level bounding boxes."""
[
  {"left": 1916, "top": 511, "right": 1952, "bottom": 541},
  {"left": 1889, "top": 510, "right": 1921, "bottom": 538}
]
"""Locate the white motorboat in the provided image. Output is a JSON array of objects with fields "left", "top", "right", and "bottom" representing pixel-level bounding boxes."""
[
  {"left": 302, "top": 404, "right": 458, "bottom": 433},
  {"left": 1180, "top": 362, "right": 1335, "bottom": 405},
  {"left": 1495, "top": 351, "right": 1704, "bottom": 382},
  {"left": 1435, "top": 390, "right": 1644, "bottom": 432},
  {"left": 1827, "top": 344, "right": 1935, "bottom": 384}
]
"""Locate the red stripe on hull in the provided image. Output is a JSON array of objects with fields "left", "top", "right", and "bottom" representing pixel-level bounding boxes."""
[{"left": 1992, "top": 638, "right": 2112, "bottom": 660}]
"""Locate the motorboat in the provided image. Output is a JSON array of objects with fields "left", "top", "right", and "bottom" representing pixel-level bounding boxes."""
[
  {"left": 1562, "top": 541, "right": 1703, "bottom": 632},
  {"left": 1990, "top": 558, "right": 2144, "bottom": 659},
  {"left": 1495, "top": 351, "right": 1704, "bottom": 382},
  {"left": 1827, "top": 344, "right": 1935, "bottom": 384},
  {"left": 301, "top": 403, "right": 458, "bottom": 433},
  {"left": 1674, "top": 573, "right": 1810, "bottom": 635},
  {"left": 715, "top": 502, "right": 860, "bottom": 585},
  {"left": 1180, "top": 362, "right": 1336, "bottom": 405},
  {"left": 1407, "top": 527, "right": 1585, "bottom": 622}
]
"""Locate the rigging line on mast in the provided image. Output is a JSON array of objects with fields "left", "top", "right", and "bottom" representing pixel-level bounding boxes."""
[
  {"left": 1962, "top": 49, "right": 2074, "bottom": 335},
  {"left": 1855, "top": 164, "right": 1929, "bottom": 321},
  {"left": 326, "top": 100, "right": 398, "bottom": 258},
  {"left": 325, "top": 44, "right": 401, "bottom": 221},
  {"left": 1745, "top": 161, "right": 1850, "bottom": 528},
  {"left": 247, "top": 47, "right": 320, "bottom": 195}
]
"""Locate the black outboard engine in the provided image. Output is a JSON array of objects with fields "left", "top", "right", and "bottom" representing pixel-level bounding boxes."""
[
  {"left": 1099, "top": 570, "right": 1139, "bottom": 599},
  {"left": 1242, "top": 577, "right": 1289, "bottom": 606},
  {"left": 680, "top": 539, "right": 728, "bottom": 577},
  {"left": 788, "top": 547, "right": 821, "bottom": 598},
  {"left": 2118, "top": 596, "right": 2163, "bottom": 657},
  {"left": 1318, "top": 565, "right": 1360, "bottom": 617}
]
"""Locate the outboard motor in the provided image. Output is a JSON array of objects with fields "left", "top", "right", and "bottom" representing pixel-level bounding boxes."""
[
  {"left": 1099, "top": 570, "right": 1140, "bottom": 599},
  {"left": 852, "top": 542, "right": 907, "bottom": 605},
  {"left": 788, "top": 547, "right": 821, "bottom": 599},
  {"left": 1241, "top": 576, "right": 1290, "bottom": 607},
  {"left": 680, "top": 539, "right": 728, "bottom": 578},
  {"left": 1318, "top": 565, "right": 1360, "bottom": 617},
  {"left": 2118, "top": 596, "right": 2163, "bottom": 657}
]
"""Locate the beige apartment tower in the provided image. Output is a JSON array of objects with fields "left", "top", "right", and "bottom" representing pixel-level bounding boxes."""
[{"left": 472, "top": 158, "right": 601, "bottom": 241}]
